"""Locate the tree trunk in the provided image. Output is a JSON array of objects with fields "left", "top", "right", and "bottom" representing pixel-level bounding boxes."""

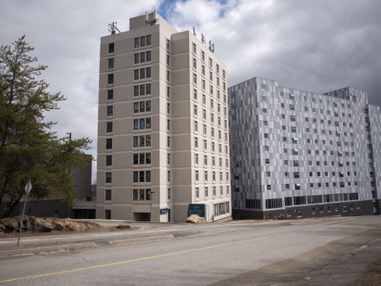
[{"left": 1, "top": 195, "right": 22, "bottom": 218}]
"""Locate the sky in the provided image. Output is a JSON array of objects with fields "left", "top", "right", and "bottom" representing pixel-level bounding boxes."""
[{"left": 1, "top": 0, "right": 380, "bottom": 181}]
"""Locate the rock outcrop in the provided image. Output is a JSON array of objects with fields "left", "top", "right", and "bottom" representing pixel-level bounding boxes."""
[{"left": 0, "top": 216, "right": 100, "bottom": 233}]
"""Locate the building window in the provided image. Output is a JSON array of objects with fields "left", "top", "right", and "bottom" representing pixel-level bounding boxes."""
[
  {"left": 134, "top": 101, "right": 151, "bottom": 113},
  {"left": 107, "top": 74, "right": 114, "bottom": 84},
  {"left": 192, "top": 42, "right": 196, "bottom": 54},
  {"left": 105, "top": 172, "right": 112, "bottom": 183},
  {"left": 134, "top": 37, "right": 139, "bottom": 48},
  {"left": 133, "top": 67, "right": 152, "bottom": 80},
  {"left": 107, "top": 105, "right": 113, "bottom": 116},
  {"left": 107, "top": 89, "right": 113, "bottom": 100},
  {"left": 133, "top": 118, "right": 151, "bottom": 130},
  {"left": 108, "top": 43, "right": 115, "bottom": 53},
  {"left": 134, "top": 84, "right": 151, "bottom": 96},
  {"left": 134, "top": 35, "right": 151, "bottom": 48},
  {"left": 106, "top": 155, "right": 112, "bottom": 166},
  {"left": 134, "top": 51, "right": 152, "bottom": 64},
  {"left": 133, "top": 171, "right": 138, "bottom": 183},
  {"left": 265, "top": 198, "right": 282, "bottom": 209},
  {"left": 194, "top": 104, "right": 198, "bottom": 116},
  {"left": 105, "top": 189, "right": 112, "bottom": 201},
  {"left": 194, "top": 120, "right": 198, "bottom": 132},
  {"left": 133, "top": 188, "right": 152, "bottom": 201},
  {"left": 108, "top": 58, "right": 114, "bottom": 69},
  {"left": 106, "top": 138, "right": 112, "bottom": 149},
  {"left": 106, "top": 122, "right": 113, "bottom": 132},
  {"left": 105, "top": 210, "right": 111, "bottom": 219}
]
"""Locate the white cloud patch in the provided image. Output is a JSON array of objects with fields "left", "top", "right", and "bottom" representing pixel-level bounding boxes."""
[
  {"left": 165, "top": 0, "right": 381, "bottom": 105},
  {"left": 0, "top": 0, "right": 161, "bottom": 148},
  {"left": 1, "top": 0, "right": 380, "bottom": 183}
]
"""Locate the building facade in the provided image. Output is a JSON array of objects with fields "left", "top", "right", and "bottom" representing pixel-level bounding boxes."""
[
  {"left": 96, "top": 12, "right": 231, "bottom": 222},
  {"left": 229, "top": 77, "right": 381, "bottom": 219}
]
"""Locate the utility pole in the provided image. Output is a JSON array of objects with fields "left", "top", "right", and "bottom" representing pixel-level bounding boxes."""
[{"left": 66, "top": 132, "right": 72, "bottom": 218}]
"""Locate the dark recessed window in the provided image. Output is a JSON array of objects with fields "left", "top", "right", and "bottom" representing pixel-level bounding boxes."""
[
  {"left": 105, "top": 189, "right": 112, "bottom": 201},
  {"left": 107, "top": 74, "right": 114, "bottom": 84},
  {"left": 105, "top": 172, "right": 112, "bottom": 183},
  {"left": 106, "top": 155, "right": 112, "bottom": 166},
  {"left": 107, "top": 89, "right": 113, "bottom": 100},
  {"left": 106, "top": 122, "right": 113, "bottom": 133},
  {"left": 108, "top": 43, "right": 114, "bottom": 53},
  {"left": 107, "top": 105, "right": 113, "bottom": 116},
  {"left": 106, "top": 138, "right": 112, "bottom": 149},
  {"left": 108, "top": 58, "right": 114, "bottom": 69}
]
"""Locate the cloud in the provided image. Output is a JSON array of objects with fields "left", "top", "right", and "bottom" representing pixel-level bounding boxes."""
[
  {"left": 0, "top": 0, "right": 161, "bottom": 149},
  {"left": 164, "top": 0, "right": 381, "bottom": 106},
  {"left": 1, "top": 0, "right": 380, "bottom": 183}
]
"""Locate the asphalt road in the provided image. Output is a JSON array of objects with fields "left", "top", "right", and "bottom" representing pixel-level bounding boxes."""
[{"left": 0, "top": 216, "right": 380, "bottom": 285}]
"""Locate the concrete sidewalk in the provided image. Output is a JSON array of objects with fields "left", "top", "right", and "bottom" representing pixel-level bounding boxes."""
[
  {"left": 0, "top": 219, "right": 187, "bottom": 258},
  {"left": 0, "top": 233, "right": 175, "bottom": 258}
]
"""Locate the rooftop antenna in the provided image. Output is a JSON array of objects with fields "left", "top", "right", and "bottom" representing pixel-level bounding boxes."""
[
  {"left": 145, "top": 10, "right": 159, "bottom": 25},
  {"left": 193, "top": 26, "right": 196, "bottom": 36},
  {"left": 209, "top": 40, "right": 215, "bottom": 52},
  {"left": 201, "top": 34, "right": 206, "bottom": 44},
  {"left": 108, "top": 22, "right": 120, "bottom": 34}
]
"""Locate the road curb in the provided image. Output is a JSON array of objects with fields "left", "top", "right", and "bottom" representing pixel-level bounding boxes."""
[{"left": 0, "top": 234, "right": 174, "bottom": 258}]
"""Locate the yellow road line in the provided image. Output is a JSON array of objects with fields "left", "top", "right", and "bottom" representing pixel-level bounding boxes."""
[{"left": 0, "top": 237, "right": 267, "bottom": 284}]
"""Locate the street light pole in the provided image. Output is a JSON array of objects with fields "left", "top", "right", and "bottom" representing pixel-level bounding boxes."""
[{"left": 66, "top": 132, "right": 72, "bottom": 143}]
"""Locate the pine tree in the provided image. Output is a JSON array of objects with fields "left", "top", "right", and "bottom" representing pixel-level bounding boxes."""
[{"left": 0, "top": 36, "right": 91, "bottom": 218}]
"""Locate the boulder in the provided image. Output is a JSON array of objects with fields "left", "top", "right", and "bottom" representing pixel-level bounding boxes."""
[
  {"left": 116, "top": 224, "right": 131, "bottom": 230},
  {"left": 186, "top": 214, "right": 205, "bottom": 224}
]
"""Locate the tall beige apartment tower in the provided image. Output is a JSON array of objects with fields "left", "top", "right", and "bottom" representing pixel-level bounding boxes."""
[{"left": 96, "top": 12, "right": 231, "bottom": 222}]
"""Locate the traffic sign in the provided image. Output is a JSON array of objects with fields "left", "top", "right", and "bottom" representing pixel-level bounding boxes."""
[{"left": 25, "top": 180, "right": 32, "bottom": 195}]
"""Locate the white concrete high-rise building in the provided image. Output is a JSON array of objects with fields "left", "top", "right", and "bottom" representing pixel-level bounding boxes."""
[{"left": 96, "top": 12, "right": 231, "bottom": 222}]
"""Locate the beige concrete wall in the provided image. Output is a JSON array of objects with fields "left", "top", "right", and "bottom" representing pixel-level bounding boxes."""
[{"left": 97, "top": 13, "right": 230, "bottom": 222}]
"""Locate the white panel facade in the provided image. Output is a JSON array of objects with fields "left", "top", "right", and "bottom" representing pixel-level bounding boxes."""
[{"left": 229, "top": 77, "right": 380, "bottom": 218}]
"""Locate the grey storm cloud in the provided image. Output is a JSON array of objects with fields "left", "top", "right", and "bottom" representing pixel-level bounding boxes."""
[
  {"left": 165, "top": 0, "right": 381, "bottom": 106},
  {"left": 1, "top": 0, "right": 380, "bottom": 164}
]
